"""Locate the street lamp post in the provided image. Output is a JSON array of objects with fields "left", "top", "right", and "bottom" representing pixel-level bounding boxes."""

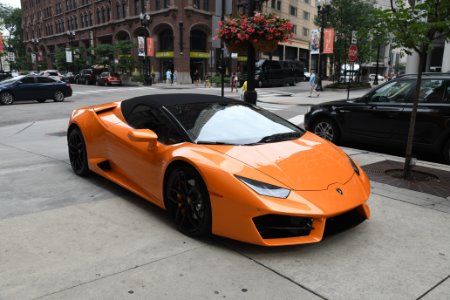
[
  {"left": 140, "top": 12, "right": 152, "bottom": 85},
  {"left": 31, "top": 38, "right": 40, "bottom": 72},
  {"left": 238, "top": 0, "right": 266, "bottom": 105},
  {"left": 66, "top": 30, "right": 76, "bottom": 72},
  {"left": 316, "top": 0, "right": 331, "bottom": 92}
]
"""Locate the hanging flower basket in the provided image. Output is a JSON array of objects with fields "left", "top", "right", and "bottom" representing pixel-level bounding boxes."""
[
  {"left": 252, "top": 39, "right": 279, "bottom": 53},
  {"left": 225, "top": 41, "right": 249, "bottom": 55}
]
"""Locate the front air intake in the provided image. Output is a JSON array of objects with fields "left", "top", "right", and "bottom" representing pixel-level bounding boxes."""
[{"left": 253, "top": 214, "right": 313, "bottom": 239}]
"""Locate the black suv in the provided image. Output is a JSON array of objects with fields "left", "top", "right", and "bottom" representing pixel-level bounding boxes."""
[
  {"left": 77, "top": 69, "right": 96, "bottom": 84},
  {"left": 239, "top": 59, "right": 298, "bottom": 87},
  {"left": 304, "top": 73, "right": 450, "bottom": 163}
]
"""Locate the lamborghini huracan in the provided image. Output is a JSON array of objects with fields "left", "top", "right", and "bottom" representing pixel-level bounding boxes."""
[{"left": 67, "top": 94, "right": 370, "bottom": 246}]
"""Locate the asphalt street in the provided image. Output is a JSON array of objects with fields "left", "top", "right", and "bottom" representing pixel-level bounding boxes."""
[{"left": 1, "top": 83, "right": 449, "bottom": 299}]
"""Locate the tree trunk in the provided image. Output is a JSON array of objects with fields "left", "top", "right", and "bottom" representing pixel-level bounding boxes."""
[{"left": 403, "top": 51, "right": 426, "bottom": 179}]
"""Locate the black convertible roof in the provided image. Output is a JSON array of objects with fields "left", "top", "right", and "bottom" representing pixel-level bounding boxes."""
[{"left": 121, "top": 93, "right": 235, "bottom": 117}]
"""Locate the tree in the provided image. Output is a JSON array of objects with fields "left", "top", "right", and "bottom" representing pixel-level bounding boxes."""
[
  {"left": 0, "top": 6, "right": 24, "bottom": 71},
  {"left": 94, "top": 44, "right": 115, "bottom": 66},
  {"left": 114, "top": 40, "right": 136, "bottom": 74},
  {"left": 380, "top": 0, "right": 450, "bottom": 178},
  {"left": 326, "top": 0, "right": 378, "bottom": 80}
]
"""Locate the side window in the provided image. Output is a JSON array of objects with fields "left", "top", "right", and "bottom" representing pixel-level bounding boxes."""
[
  {"left": 419, "top": 79, "right": 450, "bottom": 103},
  {"left": 126, "top": 105, "right": 183, "bottom": 145},
  {"left": 268, "top": 61, "right": 281, "bottom": 70},
  {"left": 37, "top": 77, "right": 55, "bottom": 83},
  {"left": 368, "top": 80, "right": 415, "bottom": 103},
  {"left": 21, "top": 77, "right": 35, "bottom": 84}
]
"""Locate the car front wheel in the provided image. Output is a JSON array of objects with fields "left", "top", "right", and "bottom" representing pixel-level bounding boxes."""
[
  {"left": 53, "top": 90, "right": 65, "bottom": 102},
  {"left": 0, "top": 92, "right": 14, "bottom": 105},
  {"left": 164, "top": 165, "right": 212, "bottom": 237},
  {"left": 68, "top": 128, "right": 90, "bottom": 176},
  {"left": 311, "top": 118, "right": 341, "bottom": 144}
]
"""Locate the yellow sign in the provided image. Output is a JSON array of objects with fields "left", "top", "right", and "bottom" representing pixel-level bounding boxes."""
[
  {"left": 155, "top": 51, "right": 174, "bottom": 58},
  {"left": 190, "top": 51, "right": 210, "bottom": 58},
  {"left": 238, "top": 56, "right": 248, "bottom": 62}
]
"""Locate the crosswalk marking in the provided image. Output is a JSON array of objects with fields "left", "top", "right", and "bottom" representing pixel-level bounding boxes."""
[{"left": 73, "top": 86, "right": 154, "bottom": 95}]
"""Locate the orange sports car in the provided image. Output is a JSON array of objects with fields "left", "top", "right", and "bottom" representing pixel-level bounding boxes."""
[{"left": 67, "top": 94, "right": 370, "bottom": 246}]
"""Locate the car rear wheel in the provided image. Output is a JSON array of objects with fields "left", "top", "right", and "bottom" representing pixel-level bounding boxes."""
[
  {"left": 165, "top": 165, "right": 212, "bottom": 237},
  {"left": 443, "top": 139, "right": 450, "bottom": 164},
  {"left": 68, "top": 128, "right": 90, "bottom": 176},
  {"left": 311, "top": 118, "right": 341, "bottom": 143},
  {"left": 0, "top": 92, "right": 14, "bottom": 105},
  {"left": 53, "top": 90, "right": 65, "bottom": 102}
]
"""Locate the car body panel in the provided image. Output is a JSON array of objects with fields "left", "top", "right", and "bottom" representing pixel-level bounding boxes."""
[{"left": 68, "top": 95, "right": 370, "bottom": 246}]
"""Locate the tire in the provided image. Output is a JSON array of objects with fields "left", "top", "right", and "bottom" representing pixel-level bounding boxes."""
[
  {"left": 68, "top": 128, "right": 90, "bottom": 176},
  {"left": 443, "top": 139, "right": 450, "bottom": 164},
  {"left": 311, "top": 118, "right": 341, "bottom": 144},
  {"left": 53, "top": 90, "right": 65, "bottom": 102},
  {"left": 164, "top": 165, "right": 212, "bottom": 238},
  {"left": 37, "top": 99, "right": 46, "bottom": 103},
  {"left": 0, "top": 92, "right": 14, "bottom": 105}
]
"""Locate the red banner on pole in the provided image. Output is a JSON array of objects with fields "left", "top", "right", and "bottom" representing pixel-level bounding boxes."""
[
  {"left": 323, "top": 28, "right": 334, "bottom": 54},
  {"left": 0, "top": 33, "right": 4, "bottom": 53},
  {"left": 146, "top": 37, "right": 154, "bottom": 57}
]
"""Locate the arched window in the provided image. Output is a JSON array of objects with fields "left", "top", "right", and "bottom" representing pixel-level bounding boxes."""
[
  {"left": 97, "top": 9, "right": 101, "bottom": 23},
  {"left": 101, "top": 8, "right": 106, "bottom": 23},
  {"left": 159, "top": 29, "right": 173, "bottom": 51},
  {"left": 190, "top": 29, "right": 207, "bottom": 51}
]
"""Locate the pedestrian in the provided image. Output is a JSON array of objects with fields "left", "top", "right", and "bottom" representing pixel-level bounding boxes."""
[
  {"left": 166, "top": 69, "right": 172, "bottom": 84},
  {"left": 309, "top": 70, "right": 320, "bottom": 97},
  {"left": 204, "top": 75, "right": 211, "bottom": 88},
  {"left": 170, "top": 70, "right": 174, "bottom": 85},
  {"left": 230, "top": 72, "right": 237, "bottom": 92},
  {"left": 240, "top": 80, "right": 247, "bottom": 101},
  {"left": 173, "top": 70, "right": 177, "bottom": 84},
  {"left": 194, "top": 69, "right": 200, "bottom": 86}
]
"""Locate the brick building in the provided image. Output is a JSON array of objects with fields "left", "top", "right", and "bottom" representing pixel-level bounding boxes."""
[{"left": 21, "top": 0, "right": 318, "bottom": 83}]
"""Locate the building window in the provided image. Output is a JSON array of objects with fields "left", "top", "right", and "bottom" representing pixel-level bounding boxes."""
[
  {"left": 134, "top": 0, "right": 141, "bottom": 15},
  {"left": 292, "top": 24, "right": 297, "bottom": 35},
  {"left": 303, "top": 11, "right": 310, "bottom": 20},
  {"left": 164, "top": 0, "right": 170, "bottom": 8},
  {"left": 155, "top": 0, "right": 160, "bottom": 10},
  {"left": 97, "top": 9, "right": 101, "bottom": 23},
  {"left": 271, "top": 0, "right": 275, "bottom": 8},
  {"left": 190, "top": 30, "right": 207, "bottom": 51},
  {"left": 116, "top": 3, "right": 121, "bottom": 18},
  {"left": 159, "top": 29, "right": 174, "bottom": 51},
  {"left": 304, "top": 0, "right": 310, "bottom": 4},
  {"left": 102, "top": 8, "right": 106, "bottom": 23},
  {"left": 276, "top": 1, "right": 281, "bottom": 10},
  {"left": 290, "top": 5, "right": 297, "bottom": 16},
  {"left": 303, "top": 27, "right": 309, "bottom": 37},
  {"left": 193, "top": 0, "right": 199, "bottom": 8},
  {"left": 107, "top": 7, "right": 110, "bottom": 21},
  {"left": 122, "top": 3, "right": 127, "bottom": 18},
  {"left": 203, "top": 0, "right": 209, "bottom": 11}
]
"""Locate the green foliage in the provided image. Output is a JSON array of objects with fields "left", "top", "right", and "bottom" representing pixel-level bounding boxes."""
[
  {"left": 115, "top": 40, "right": 134, "bottom": 55},
  {"left": 54, "top": 48, "right": 69, "bottom": 71}
]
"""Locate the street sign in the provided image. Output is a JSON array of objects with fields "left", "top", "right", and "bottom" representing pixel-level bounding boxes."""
[
  {"left": 348, "top": 44, "right": 358, "bottom": 63},
  {"left": 351, "top": 30, "right": 357, "bottom": 44},
  {"left": 7, "top": 52, "right": 15, "bottom": 62}
]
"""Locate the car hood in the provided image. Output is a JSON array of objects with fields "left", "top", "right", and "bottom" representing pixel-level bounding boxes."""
[
  {"left": 206, "top": 132, "right": 355, "bottom": 191},
  {"left": 313, "top": 99, "right": 360, "bottom": 107}
]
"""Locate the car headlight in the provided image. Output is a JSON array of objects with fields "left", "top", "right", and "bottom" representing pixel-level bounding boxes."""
[
  {"left": 348, "top": 156, "right": 360, "bottom": 176},
  {"left": 235, "top": 175, "right": 290, "bottom": 198}
]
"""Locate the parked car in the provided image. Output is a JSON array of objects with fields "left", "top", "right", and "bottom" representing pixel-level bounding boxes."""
[
  {"left": 62, "top": 72, "right": 75, "bottom": 83},
  {"left": 68, "top": 94, "right": 370, "bottom": 246},
  {"left": 96, "top": 72, "right": 122, "bottom": 86},
  {"left": 77, "top": 69, "right": 96, "bottom": 85},
  {"left": 239, "top": 59, "right": 296, "bottom": 87},
  {"left": 304, "top": 73, "right": 450, "bottom": 163},
  {"left": 0, "top": 75, "right": 72, "bottom": 105},
  {"left": 40, "top": 70, "right": 63, "bottom": 81},
  {"left": 369, "top": 73, "right": 384, "bottom": 82}
]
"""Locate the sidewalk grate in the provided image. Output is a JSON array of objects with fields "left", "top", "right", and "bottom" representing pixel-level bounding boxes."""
[{"left": 362, "top": 160, "right": 450, "bottom": 198}]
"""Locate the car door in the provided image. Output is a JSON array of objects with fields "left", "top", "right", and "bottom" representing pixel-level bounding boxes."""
[
  {"left": 36, "top": 76, "right": 57, "bottom": 99},
  {"left": 343, "top": 80, "right": 414, "bottom": 141},
  {"left": 12, "top": 76, "right": 37, "bottom": 100},
  {"left": 107, "top": 104, "right": 184, "bottom": 202},
  {"left": 395, "top": 78, "right": 450, "bottom": 148}
]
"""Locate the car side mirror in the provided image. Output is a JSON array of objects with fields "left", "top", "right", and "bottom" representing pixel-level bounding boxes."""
[{"left": 128, "top": 129, "right": 158, "bottom": 149}]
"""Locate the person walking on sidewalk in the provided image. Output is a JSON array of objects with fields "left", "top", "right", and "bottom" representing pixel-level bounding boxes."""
[
  {"left": 240, "top": 80, "right": 247, "bottom": 100},
  {"left": 309, "top": 70, "right": 320, "bottom": 97}
]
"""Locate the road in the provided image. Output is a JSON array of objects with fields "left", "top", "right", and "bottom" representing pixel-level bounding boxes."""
[{"left": 1, "top": 83, "right": 449, "bottom": 299}]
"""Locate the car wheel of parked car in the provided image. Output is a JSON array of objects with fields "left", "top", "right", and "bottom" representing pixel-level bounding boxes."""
[
  {"left": 37, "top": 99, "right": 46, "bottom": 103},
  {"left": 0, "top": 92, "right": 14, "bottom": 105},
  {"left": 53, "top": 90, "right": 65, "bottom": 102},
  {"left": 311, "top": 118, "right": 341, "bottom": 144},
  {"left": 443, "top": 140, "right": 450, "bottom": 164},
  {"left": 164, "top": 165, "right": 212, "bottom": 238},
  {"left": 68, "top": 128, "right": 90, "bottom": 176}
]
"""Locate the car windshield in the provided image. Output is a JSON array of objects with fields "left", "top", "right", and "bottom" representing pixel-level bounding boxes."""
[{"left": 166, "top": 102, "right": 304, "bottom": 145}]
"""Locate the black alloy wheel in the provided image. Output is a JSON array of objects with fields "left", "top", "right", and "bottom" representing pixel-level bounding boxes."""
[
  {"left": 165, "top": 166, "right": 212, "bottom": 237},
  {"left": 312, "top": 118, "right": 340, "bottom": 144},
  {"left": 0, "top": 92, "right": 14, "bottom": 105},
  {"left": 68, "top": 128, "right": 90, "bottom": 176}
]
